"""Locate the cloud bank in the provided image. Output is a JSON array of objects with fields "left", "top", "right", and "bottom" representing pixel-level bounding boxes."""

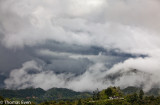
[
  {"left": 5, "top": 58, "right": 160, "bottom": 92},
  {"left": 1, "top": 0, "right": 160, "bottom": 91}
]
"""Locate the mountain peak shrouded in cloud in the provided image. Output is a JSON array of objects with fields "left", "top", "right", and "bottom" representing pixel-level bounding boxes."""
[{"left": 1, "top": 0, "right": 160, "bottom": 92}]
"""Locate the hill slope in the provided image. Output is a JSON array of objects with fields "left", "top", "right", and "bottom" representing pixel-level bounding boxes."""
[{"left": 0, "top": 87, "right": 92, "bottom": 103}]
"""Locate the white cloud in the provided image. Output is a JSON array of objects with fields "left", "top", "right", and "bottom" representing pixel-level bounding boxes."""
[
  {"left": 4, "top": 60, "right": 109, "bottom": 91},
  {"left": 5, "top": 57, "right": 160, "bottom": 92},
  {"left": 2, "top": 0, "right": 160, "bottom": 91},
  {"left": 4, "top": 60, "right": 42, "bottom": 89},
  {"left": 4, "top": 60, "right": 74, "bottom": 90},
  {"left": 0, "top": 0, "right": 160, "bottom": 56}
]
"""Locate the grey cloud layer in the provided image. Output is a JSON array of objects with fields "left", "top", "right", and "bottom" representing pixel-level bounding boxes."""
[
  {"left": 1, "top": 0, "right": 160, "bottom": 54},
  {"left": 5, "top": 58, "right": 160, "bottom": 92},
  {"left": 1, "top": 0, "right": 160, "bottom": 91}
]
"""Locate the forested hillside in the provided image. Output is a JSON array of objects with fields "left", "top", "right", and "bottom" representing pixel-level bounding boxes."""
[
  {"left": 1, "top": 86, "right": 160, "bottom": 105},
  {"left": 0, "top": 87, "right": 91, "bottom": 103}
]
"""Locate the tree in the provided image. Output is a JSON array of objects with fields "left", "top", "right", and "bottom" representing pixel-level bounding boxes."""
[
  {"left": 105, "top": 88, "right": 113, "bottom": 97},
  {"left": 92, "top": 91, "right": 96, "bottom": 100},
  {"left": 139, "top": 89, "right": 144, "bottom": 100},
  {"left": 97, "top": 91, "right": 100, "bottom": 100},
  {"left": 0, "top": 96, "right": 4, "bottom": 101},
  {"left": 126, "top": 93, "right": 138, "bottom": 103},
  {"left": 92, "top": 88, "right": 100, "bottom": 100},
  {"left": 77, "top": 99, "right": 82, "bottom": 105}
]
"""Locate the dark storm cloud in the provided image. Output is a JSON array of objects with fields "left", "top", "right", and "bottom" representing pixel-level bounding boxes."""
[
  {"left": 0, "top": 38, "right": 134, "bottom": 75},
  {"left": 46, "top": 58, "right": 91, "bottom": 74},
  {"left": 0, "top": 45, "right": 32, "bottom": 73},
  {"left": 34, "top": 42, "right": 130, "bottom": 73},
  {"left": 0, "top": 74, "right": 6, "bottom": 88}
]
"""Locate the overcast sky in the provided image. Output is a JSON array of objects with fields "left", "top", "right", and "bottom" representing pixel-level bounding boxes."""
[{"left": 1, "top": 0, "right": 160, "bottom": 92}]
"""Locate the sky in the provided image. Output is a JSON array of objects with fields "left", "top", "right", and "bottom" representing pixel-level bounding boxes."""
[{"left": 1, "top": 0, "right": 160, "bottom": 92}]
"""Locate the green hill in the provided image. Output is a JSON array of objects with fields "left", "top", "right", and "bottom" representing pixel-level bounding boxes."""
[
  {"left": 44, "top": 88, "right": 91, "bottom": 100},
  {"left": 0, "top": 87, "right": 91, "bottom": 103},
  {"left": 1, "top": 86, "right": 160, "bottom": 105},
  {"left": 0, "top": 88, "right": 45, "bottom": 98}
]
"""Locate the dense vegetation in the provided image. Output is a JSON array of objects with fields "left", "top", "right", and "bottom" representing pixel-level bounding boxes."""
[
  {"left": 1, "top": 86, "right": 160, "bottom": 105},
  {"left": 0, "top": 88, "right": 91, "bottom": 104},
  {"left": 0, "top": 88, "right": 45, "bottom": 98}
]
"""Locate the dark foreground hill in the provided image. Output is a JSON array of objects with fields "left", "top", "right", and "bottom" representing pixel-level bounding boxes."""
[
  {"left": 1, "top": 86, "right": 160, "bottom": 99},
  {"left": 44, "top": 88, "right": 91, "bottom": 100},
  {"left": 1, "top": 86, "right": 160, "bottom": 105},
  {"left": 0, "top": 88, "right": 45, "bottom": 98},
  {"left": 0, "top": 87, "right": 91, "bottom": 103}
]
